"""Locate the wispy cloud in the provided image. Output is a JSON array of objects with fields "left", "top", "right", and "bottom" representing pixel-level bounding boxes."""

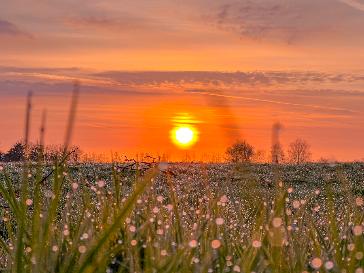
[
  {"left": 93, "top": 70, "right": 364, "bottom": 87},
  {"left": 1, "top": 66, "right": 364, "bottom": 89},
  {"left": 338, "top": 0, "right": 364, "bottom": 12},
  {"left": 64, "top": 15, "right": 152, "bottom": 31},
  {"left": 0, "top": 19, "right": 31, "bottom": 37},
  {"left": 0, "top": 19, "right": 22, "bottom": 36},
  {"left": 207, "top": 0, "right": 364, "bottom": 43},
  {"left": 189, "top": 90, "right": 359, "bottom": 114},
  {"left": 1, "top": 66, "right": 363, "bottom": 118}
]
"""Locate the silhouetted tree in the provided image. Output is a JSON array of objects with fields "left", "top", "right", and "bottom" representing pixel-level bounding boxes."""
[
  {"left": 288, "top": 138, "right": 311, "bottom": 164},
  {"left": 29, "top": 143, "right": 44, "bottom": 162},
  {"left": 41, "top": 144, "right": 82, "bottom": 163},
  {"left": 226, "top": 140, "right": 255, "bottom": 163},
  {"left": 44, "top": 145, "right": 63, "bottom": 162},
  {"left": 68, "top": 146, "right": 82, "bottom": 163},
  {"left": 4, "top": 142, "right": 26, "bottom": 162}
]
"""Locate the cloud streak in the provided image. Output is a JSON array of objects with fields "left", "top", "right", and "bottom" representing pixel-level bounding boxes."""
[
  {"left": 208, "top": 0, "right": 364, "bottom": 43},
  {"left": 338, "top": 0, "right": 364, "bottom": 11},
  {"left": 64, "top": 15, "right": 159, "bottom": 32},
  {"left": 1, "top": 66, "right": 364, "bottom": 95},
  {"left": 0, "top": 19, "right": 29, "bottom": 37},
  {"left": 93, "top": 70, "right": 364, "bottom": 87},
  {"left": 1, "top": 66, "right": 363, "bottom": 120},
  {"left": 189, "top": 90, "right": 359, "bottom": 114}
]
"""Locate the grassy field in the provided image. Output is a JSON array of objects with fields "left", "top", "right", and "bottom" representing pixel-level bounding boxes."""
[{"left": 0, "top": 161, "right": 363, "bottom": 273}]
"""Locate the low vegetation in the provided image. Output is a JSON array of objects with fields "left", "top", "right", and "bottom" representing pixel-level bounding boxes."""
[{"left": 0, "top": 159, "right": 363, "bottom": 273}]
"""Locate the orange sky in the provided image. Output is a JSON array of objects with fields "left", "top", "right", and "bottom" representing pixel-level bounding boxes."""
[
  {"left": 0, "top": 71, "right": 363, "bottom": 161},
  {"left": 1, "top": 0, "right": 364, "bottom": 161}
]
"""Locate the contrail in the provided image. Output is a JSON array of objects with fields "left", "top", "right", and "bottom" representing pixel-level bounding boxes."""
[{"left": 192, "top": 91, "right": 358, "bottom": 114}]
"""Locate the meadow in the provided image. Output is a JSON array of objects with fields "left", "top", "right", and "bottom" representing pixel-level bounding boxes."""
[
  {"left": 3, "top": 0, "right": 364, "bottom": 272},
  {"left": 0, "top": 160, "right": 363, "bottom": 273}
]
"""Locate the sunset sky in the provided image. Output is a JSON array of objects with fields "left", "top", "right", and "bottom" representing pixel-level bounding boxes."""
[{"left": 1, "top": 0, "right": 364, "bottom": 161}]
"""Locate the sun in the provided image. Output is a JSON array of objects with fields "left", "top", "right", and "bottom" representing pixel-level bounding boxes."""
[
  {"left": 176, "top": 127, "right": 194, "bottom": 144},
  {"left": 171, "top": 125, "right": 198, "bottom": 148}
]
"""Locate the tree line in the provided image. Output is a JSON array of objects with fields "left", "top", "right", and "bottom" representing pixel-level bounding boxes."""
[
  {"left": 226, "top": 138, "right": 312, "bottom": 164},
  {"left": 0, "top": 142, "right": 82, "bottom": 163},
  {"left": 1, "top": 138, "right": 311, "bottom": 164}
]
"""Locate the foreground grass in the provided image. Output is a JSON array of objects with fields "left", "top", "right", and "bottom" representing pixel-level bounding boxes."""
[{"left": 0, "top": 161, "right": 363, "bottom": 273}]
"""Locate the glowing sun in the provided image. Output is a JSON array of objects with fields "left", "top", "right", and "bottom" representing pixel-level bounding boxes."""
[{"left": 171, "top": 125, "right": 198, "bottom": 148}]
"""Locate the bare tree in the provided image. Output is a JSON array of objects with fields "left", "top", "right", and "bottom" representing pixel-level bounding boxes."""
[
  {"left": 288, "top": 138, "right": 311, "bottom": 164},
  {"left": 68, "top": 145, "right": 83, "bottom": 163},
  {"left": 226, "top": 140, "right": 255, "bottom": 163}
]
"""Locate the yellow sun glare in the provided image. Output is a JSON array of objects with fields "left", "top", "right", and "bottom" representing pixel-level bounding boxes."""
[{"left": 171, "top": 125, "right": 198, "bottom": 148}]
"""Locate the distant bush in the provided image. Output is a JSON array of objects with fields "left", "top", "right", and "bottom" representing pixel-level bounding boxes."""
[{"left": 226, "top": 140, "right": 255, "bottom": 163}]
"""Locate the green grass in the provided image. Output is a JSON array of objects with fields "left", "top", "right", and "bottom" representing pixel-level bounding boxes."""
[{"left": 0, "top": 160, "right": 363, "bottom": 273}]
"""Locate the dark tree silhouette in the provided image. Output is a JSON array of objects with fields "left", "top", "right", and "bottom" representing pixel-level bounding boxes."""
[
  {"left": 29, "top": 143, "right": 44, "bottom": 162},
  {"left": 226, "top": 140, "right": 255, "bottom": 163},
  {"left": 4, "top": 142, "right": 26, "bottom": 162},
  {"left": 0, "top": 142, "right": 82, "bottom": 163},
  {"left": 288, "top": 138, "right": 311, "bottom": 164}
]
